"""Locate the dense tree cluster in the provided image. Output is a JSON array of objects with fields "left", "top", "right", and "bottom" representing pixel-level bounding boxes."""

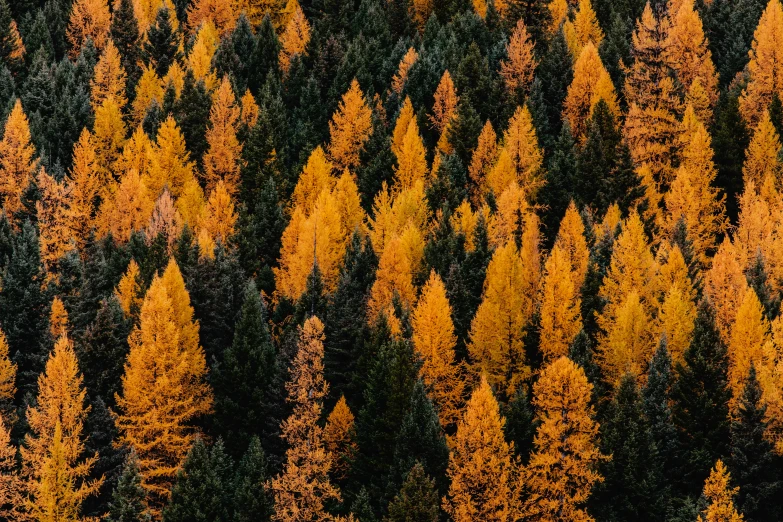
[{"left": 0, "top": 0, "right": 782, "bottom": 520}]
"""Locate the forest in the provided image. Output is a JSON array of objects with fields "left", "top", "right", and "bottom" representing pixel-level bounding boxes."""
[{"left": 0, "top": 0, "right": 780, "bottom": 519}]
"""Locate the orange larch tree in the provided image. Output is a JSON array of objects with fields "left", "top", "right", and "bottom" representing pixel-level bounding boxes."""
[
  {"left": 443, "top": 377, "right": 521, "bottom": 522},
  {"left": 0, "top": 100, "right": 36, "bottom": 222},
  {"left": 411, "top": 271, "right": 465, "bottom": 430},
  {"left": 328, "top": 79, "right": 373, "bottom": 171},
  {"left": 66, "top": 129, "right": 101, "bottom": 250},
  {"left": 114, "top": 260, "right": 212, "bottom": 514},
  {"left": 392, "top": 47, "right": 418, "bottom": 95},
  {"left": 0, "top": 329, "right": 16, "bottom": 424},
  {"left": 469, "top": 120, "right": 498, "bottom": 200},
  {"left": 115, "top": 259, "right": 144, "bottom": 319},
  {"left": 203, "top": 77, "right": 242, "bottom": 193},
  {"left": 186, "top": 0, "right": 237, "bottom": 36},
  {"left": 524, "top": 356, "right": 605, "bottom": 521},
  {"left": 499, "top": 19, "right": 537, "bottom": 98},
  {"left": 323, "top": 396, "right": 356, "bottom": 481},
  {"left": 91, "top": 40, "right": 128, "bottom": 112},
  {"left": 393, "top": 118, "right": 428, "bottom": 190},
  {"left": 430, "top": 70, "right": 459, "bottom": 151},
  {"left": 500, "top": 105, "right": 544, "bottom": 198},
  {"left": 739, "top": 0, "right": 783, "bottom": 128},
  {"left": 66, "top": 0, "right": 111, "bottom": 56},
  {"left": 704, "top": 238, "right": 750, "bottom": 341},
  {"left": 392, "top": 98, "right": 416, "bottom": 160},
  {"left": 727, "top": 287, "right": 770, "bottom": 412},
  {"left": 49, "top": 297, "right": 69, "bottom": 340},
  {"left": 278, "top": 3, "right": 311, "bottom": 73},
  {"left": 22, "top": 336, "right": 102, "bottom": 520},
  {"left": 0, "top": 415, "right": 22, "bottom": 520},
  {"left": 36, "top": 168, "right": 73, "bottom": 272},
  {"left": 272, "top": 317, "right": 346, "bottom": 522},
  {"left": 367, "top": 234, "right": 418, "bottom": 334},
  {"left": 199, "top": 179, "right": 238, "bottom": 250},
  {"left": 563, "top": 41, "right": 619, "bottom": 140},
  {"left": 131, "top": 66, "right": 164, "bottom": 124},
  {"left": 95, "top": 169, "right": 155, "bottom": 243},
  {"left": 539, "top": 243, "right": 582, "bottom": 361},
  {"left": 146, "top": 115, "right": 197, "bottom": 198},
  {"left": 743, "top": 110, "right": 781, "bottom": 196},
  {"left": 698, "top": 460, "right": 744, "bottom": 522},
  {"left": 554, "top": 201, "right": 590, "bottom": 289},
  {"left": 563, "top": 0, "right": 604, "bottom": 59}
]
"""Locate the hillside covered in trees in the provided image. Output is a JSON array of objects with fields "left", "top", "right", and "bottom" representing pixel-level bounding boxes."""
[{"left": 0, "top": 0, "right": 782, "bottom": 519}]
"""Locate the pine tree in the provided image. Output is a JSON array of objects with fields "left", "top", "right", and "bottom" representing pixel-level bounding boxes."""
[
  {"left": 727, "top": 366, "right": 782, "bottom": 522},
  {"left": 328, "top": 79, "right": 373, "bottom": 171},
  {"left": 115, "top": 260, "right": 213, "bottom": 514},
  {"left": 739, "top": 0, "right": 783, "bottom": 128},
  {"left": 410, "top": 271, "right": 464, "bottom": 429},
  {"left": 66, "top": 0, "right": 111, "bottom": 57},
  {"left": 524, "top": 356, "right": 605, "bottom": 521},
  {"left": 233, "top": 436, "right": 274, "bottom": 522},
  {"left": 443, "top": 377, "right": 521, "bottom": 522},
  {"left": 212, "top": 280, "right": 283, "bottom": 458},
  {"left": 108, "top": 451, "right": 151, "bottom": 522},
  {"left": 23, "top": 335, "right": 102, "bottom": 520},
  {"left": 698, "top": 460, "right": 744, "bottom": 522},
  {"left": 163, "top": 437, "right": 234, "bottom": 522},
  {"left": 0, "top": 99, "right": 37, "bottom": 222},
  {"left": 385, "top": 462, "right": 439, "bottom": 522},
  {"left": 272, "top": 316, "right": 344, "bottom": 521}
]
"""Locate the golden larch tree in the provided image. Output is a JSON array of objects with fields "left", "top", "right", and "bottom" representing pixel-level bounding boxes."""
[
  {"left": 67, "top": 0, "right": 111, "bottom": 56},
  {"left": 199, "top": 179, "right": 238, "bottom": 248},
  {"left": 186, "top": 0, "right": 237, "bottom": 36},
  {"left": 523, "top": 356, "right": 605, "bottom": 521},
  {"left": 727, "top": 287, "right": 770, "bottom": 411},
  {"left": 599, "top": 291, "right": 655, "bottom": 385},
  {"left": 0, "top": 416, "right": 23, "bottom": 520},
  {"left": 698, "top": 460, "right": 744, "bottom": 522},
  {"left": 146, "top": 115, "right": 197, "bottom": 198},
  {"left": 563, "top": 41, "right": 620, "bottom": 140},
  {"left": 500, "top": 19, "right": 536, "bottom": 96},
  {"left": 36, "top": 168, "right": 73, "bottom": 271},
  {"left": 323, "top": 396, "right": 356, "bottom": 481},
  {"left": 411, "top": 271, "right": 465, "bottom": 430},
  {"left": 114, "top": 260, "right": 212, "bottom": 514},
  {"left": 290, "top": 146, "right": 334, "bottom": 214},
  {"left": 739, "top": 0, "right": 783, "bottom": 128},
  {"left": 743, "top": 110, "right": 781, "bottom": 193},
  {"left": 328, "top": 79, "right": 373, "bottom": 171},
  {"left": 443, "top": 377, "right": 521, "bottom": 522},
  {"left": 49, "top": 297, "right": 69, "bottom": 340},
  {"left": 469, "top": 120, "right": 498, "bottom": 200},
  {"left": 704, "top": 238, "right": 749, "bottom": 341},
  {"left": 664, "top": 105, "right": 727, "bottom": 265},
  {"left": 272, "top": 317, "right": 345, "bottom": 522},
  {"left": 392, "top": 47, "right": 418, "bottom": 95},
  {"left": 392, "top": 97, "right": 416, "bottom": 159},
  {"left": 93, "top": 96, "right": 127, "bottom": 174},
  {"left": 500, "top": 105, "right": 544, "bottom": 198},
  {"left": 203, "top": 77, "right": 242, "bottom": 193},
  {"left": 131, "top": 66, "right": 164, "bottom": 124},
  {"left": 394, "top": 118, "right": 428, "bottom": 190},
  {"left": 186, "top": 20, "right": 219, "bottom": 90},
  {"left": 95, "top": 169, "right": 155, "bottom": 243},
  {"left": 66, "top": 129, "right": 101, "bottom": 249},
  {"left": 22, "top": 336, "right": 102, "bottom": 520},
  {"left": 656, "top": 284, "right": 696, "bottom": 368},
  {"left": 554, "top": 201, "right": 590, "bottom": 289},
  {"left": 115, "top": 259, "right": 144, "bottom": 319},
  {"left": 563, "top": 0, "right": 605, "bottom": 59},
  {"left": 665, "top": 0, "right": 719, "bottom": 117},
  {"left": 468, "top": 241, "right": 533, "bottom": 397},
  {"left": 367, "top": 234, "right": 418, "bottom": 334},
  {"left": 279, "top": 3, "right": 311, "bottom": 73},
  {"left": 0, "top": 329, "right": 16, "bottom": 420},
  {"left": 430, "top": 70, "right": 459, "bottom": 148},
  {"left": 539, "top": 243, "right": 583, "bottom": 361},
  {"left": 91, "top": 40, "right": 128, "bottom": 111},
  {"left": 0, "top": 100, "right": 36, "bottom": 222}
]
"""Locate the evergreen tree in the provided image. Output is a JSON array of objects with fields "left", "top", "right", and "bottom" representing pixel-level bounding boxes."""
[
  {"left": 109, "top": 0, "right": 141, "bottom": 98},
  {"left": 727, "top": 366, "right": 782, "bottom": 522},
  {"left": 213, "top": 14, "right": 256, "bottom": 95},
  {"left": 248, "top": 17, "right": 281, "bottom": 95},
  {"left": 671, "top": 299, "right": 731, "bottom": 497},
  {"left": 502, "top": 386, "right": 537, "bottom": 464},
  {"left": 83, "top": 396, "right": 127, "bottom": 518},
  {"left": 232, "top": 436, "right": 274, "bottom": 522},
  {"left": 212, "top": 280, "right": 284, "bottom": 460},
  {"left": 713, "top": 89, "right": 750, "bottom": 222},
  {"left": 163, "top": 438, "right": 234, "bottom": 522},
  {"left": 142, "top": 7, "right": 180, "bottom": 78},
  {"left": 172, "top": 71, "right": 212, "bottom": 171},
  {"left": 108, "top": 451, "right": 151, "bottom": 522},
  {"left": 385, "top": 462, "right": 439, "bottom": 522}
]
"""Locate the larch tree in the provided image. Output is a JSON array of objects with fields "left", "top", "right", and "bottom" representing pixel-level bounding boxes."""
[
  {"left": 93, "top": 95, "right": 127, "bottom": 175},
  {"left": 66, "top": 0, "right": 111, "bottom": 56},
  {"left": 0, "top": 416, "right": 22, "bottom": 520},
  {"left": 727, "top": 287, "right": 770, "bottom": 412},
  {"left": 539, "top": 243, "right": 582, "bottom": 361},
  {"left": 203, "top": 77, "right": 242, "bottom": 194},
  {"left": 114, "top": 260, "right": 213, "bottom": 515},
  {"left": 392, "top": 98, "right": 416, "bottom": 160},
  {"left": 411, "top": 271, "right": 465, "bottom": 430},
  {"left": 563, "top": 0, "right": 604, "bottom": 60},
  {"left": 367, "top": 234, "right": 418, "bottom": 334},
  {"left": 469, "top": 120, "right": 498, "bottom": 200},
  {"left": 272, "top": 317, "right": 346, "bottom": 522},
  {"left": 146, "top": 115, "right": 197, "bottom": 198},
  {"left": 443, "top": 377, "right": 521, "bottom": 522},
  {"left": 22, "top": 336, "right": 102, "bottom": 520},
  {"left": 563, "top": 41, "right": 619, "bottom": 140},
  {"left": 199, "top": 179, "right": 238, "bottom": 250},
  {"left": 664, "top": 105, "right": 727, "bottom": 265},
  {"left": 391, "top": 47, "right": 418, "bottom": 96},
  {"left": 323, "top": 396, "right": 356, "bottom": 481},
  {"left": 430, "top": 70, "right": 459, "bottom": 152},
  {"left": 742, "top": 110, "right": 781, "bottom": 194},
  {"left": 665, "top": 0, "right": 719, "bottom": 119},
  {"left": 739, "top": 0, "right": 783, "bottom": 129},
  {"left": 132, "top": 66, "right": 164, "bottom": 124},
  {"left": 523, "top": 356, "right": 605, "bottom": 521},
  {"left": 66, "top": 129, "right": 101, "bottom": 250},
  {"left": 96, "top": 169, "right": 155, "bottom": 243},
  {"left": 36, "top": 168, "right": 72, "bottom": 272},
  {"left": 705, "top": 239, "right": 749, "bottom": 341},
  {"left": 328, "top": 79, "right": 373, "bottom": 171},
  {"left": 186, "top": 0, "right": 237, "bottom": 36},
  {"left": 500, "top": 105, "right": 544, "bottom": 198},
  {"left": 698, "top": 460, "right": 744, "bottom": 522},
  {"left": 0, "top": 329, "right": 15, "bottom": 424},
  {"left": 468, "top": 241, "right": 533, "bottom": 397},
  {"left": 393, "top": 118, "right": 428, "bottom": 190},
  {"left": 49, "top": 297, "right": 69, "bottom": 340},
  {"left": 91, "top": 39, "right": 128, "bottom": 112},
  {"left": 279, "top": 3, "right": 310, "bottom": 73},
  {"left": 115, "top": 259, "right": 144, "bottom": 319},
  {"left": 0, "top": 100, "right": 36, "bottom": 222},
  {"left": 623, "top": 3, "right": 680, "bottom": 225},
  {"left": 554, "top": 201, "right": 590, "bottom": 289}
]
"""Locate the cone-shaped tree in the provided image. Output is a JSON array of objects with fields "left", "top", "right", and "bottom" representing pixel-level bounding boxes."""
[
  {"left": 328, "top": 79, "right": 373, "bottom": 171},
  {"left": 108, "top": 451, "right": 151, "bottom": 522},
  {"left": 698, "top": 460, "right": 744, "bottom": 522},
  {"left": 563, "top": 42, "right": 619, "bottom": 140},
  {"left": 385, "top": 462, "right": 438, "bottom": 522},
  {"left": 203, "top": 77, "right": 242, "bottom": 194},
  {"left": 739, "top": 0, "right": 783, "bottom": 128},
  {"left": 539, "top": 242, "right": 582, "bottom": 361},
  {"left": 0, "top": 416, "right": 22, "bottom": 520},
  {"left": 0, "top": 100, "right": 36, "bottom": 221}
]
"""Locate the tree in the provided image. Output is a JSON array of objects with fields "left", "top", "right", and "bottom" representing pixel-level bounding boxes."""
[
  {"left": 0, "top": 99, "right": 36, "bottom": 221},
  {"left": 108, "top": 451, "right": 151, "bottom": 522},
  {"left": 743, "top": 109, "right": 781, "bottom": 193},
  {"left": 66, "top": 0, "right": 111, "bottom": 57},
  {"left": 186, "top": 0, "right": 237, "bottom": 35},
  {"left": 328, "top": 79, "right": 373, "bottom": 171},
  {"left": 212, "top": 280, "right": 283, "bottom": 458},
  {"left": 272, "top": 316, "right": 345, "bottom": 522},
  {"left": 279, "top": 3, "right": 310, "bottom": 73},
  {"left": 393, "top": 118, "right": 427, "bottom": 190},
  {"left": 233, "top": 436, "right": 274, "bottom": 522},
  {"left": 443, "top": 377, "right": 521, "bottom": 522},
  {"left": 143, "top": 7, "right": 181, "bottom": 78},
  {"left": 727, "top": 366, "right": 782, "bottom": 522},
  {"left": 203, "top": 77, "right": 242, "bottom": 193},
  {"left": 410, "top": 271, "right": 464, "bottom": 429},
  {"left": 110, "top": 0, "right": 141, "bottom": 98},
  {"left": 22, "top": 335, "right": 102, "bottom": 520},
  {"left": 385, "top": 462, "right": 439, "bottom": 522},
  {"left": 163, "top": 438, "right": 234, "bottom": 522},
  {"left": 115, "top": 260, "right": 213, "bottom": 515},
  {"left": 698, "top": 460, "right": 744, "bottom": 522},
  {"left": 739, "top": 0, "right": 783, "bottom": 128},
  {"left": 323, "top": 396, "right": 356, "bottom": 481},
  {"left": 468, "top": 120, "right": 498, "bottom": 199},
  {"left": 468, "top": 241, "right": 533, "bottom": 397},
  {"left": 66, "top": 129, "right": 100, "bottom": 250},
  {"left": 727, "top": 287, "right": 769, "bottom": 412},
  {"left": 0, "top": 329, "right": 15, "bottom": 424},
  {"left": 430, "top": 70, "right": 459, "bottom": 152},
  {"left": 563, "top": 0, "right": 604, "bottom": 59},
  {"left": 523, "top": 356, "right": 605, "bottom": 521},
  {"left": 563, "top": 41, "right": 619, "bottom": 140},
  {"left": 538, "top": 242, "right": 582, "bottom": 361},
  {"left": 0, "top": 415, "right": 22, "bottom": 519},
  {"left": 391, "top": 48, "right": 418, "bottom": 96},
  {"left": 91, "top": 40, "right": 128, "bottom": 113},
  {"left": 147, "top": 115, "right": 196, "bottom": 198},
  {"left": 0, "top": 0, "right": 23, "bottom": 73}
]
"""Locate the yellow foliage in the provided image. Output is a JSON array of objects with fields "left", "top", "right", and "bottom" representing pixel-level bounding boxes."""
[
  {"left": 66, "top": 129, "right": 101, "bottom": 249},
  {"left": 328, "top": 79, "right": 373, "bottom": 171},
  {"left": 279, "top": 3, "right": 311, "bottom": 73},
  {"left": 187, "top": 21, "right": 220, "bottom": 90},
  {"left": 392, "top": 47, "right": 418, "bottom": 95},
  {"left": 186, "top": 0, "right": 237, "bottom": 36},
  {"left": 501, "top": 105, "right": 544, "bottom": 198},
  {"left": 93, "top": 96, "right": 127, "bottom": 174},
  {"left": 146, "top": 115, "right": 197, "bottom": 198},
  {"left": 727, "top": 287, "right": 770, "bottom": 412},
  {"left": 656, "top": 284, "right": 696, "bottom": 368},
  {"left": 203, "top": 77, "right": 242, "bottom": 193},
  {"left": 96, "top": 169, "right": 155, "bottom": 243},
  {"left": 368, "top": 180, "right": 429, "bottom": 257},
  {"left": 91, "top": 40, "right": 128, "bottom": 111},
  {"left": 132, "top": 66, "right": 164, "bottom": 124},
  {"left": 392, "top": 97, "right": 416, "bottom": 160},
  {"left": 599, "top": 291, "right": 655, "bottom": 385},
  {"left": 744, "top": 110, "right": 782, "bottom": 194},
  {"left": 67, "top": 0, "right": 111, "bottom": 56},
  {"left": 49, "top": 297, "right": 69, "bottom": 340},
  {"left": 36, "top": 168, "right": 72, "bottom": 271},
  {"left": 115, "top": 259, "right": 144, "bottom": 318},
  {"left": 739, "top": 0, "right": 783, "bottom": 128},
  {"left": 0, "top": 415, "right": 23, "bottom": 520},
  {"left": 554, "top": 201, "right": 590, "bottom": 289},
  {"left": 200, "top": 180, "right": 238, "bottom": 245},
  {"left": 323, "top": 396, "right": 356, "bottom": 481},
  {"left": 489, "top": 182, "right": 529, "bottom": 248},
  {"left": 291, "top": 146, "right": 334, "bottom": 214},
  {"left": 698, "top": 460, "right": 744, "bottom": 522},
  {"left": 430, "top": 70, "right": 459, "bottom": 137},
  {"left": 564, "top": 41, "right": 620, "bottom": 139},
  {"left": 469, "top": 120, "right": 498, "bottom": 200},
  {"left": 367, "top": 235, "right": 417, "bottom": 333},
  {"left": 539, "top": 244, "right": 583, "bottom": 361},
  {"left": 705, "top": 238, "right": 750, "bottom": 341},
  {"left": 0, "top": 100, "right": 37, "bottom": 222},
  {"left": 563, "top": 0, "right": 604, "bottom": 59},
  {"left": 117, "top": 126, "right": 155, "bottom": 179},
  {"left": 394, "top": 118, "right": 428, "bottom": 190}
]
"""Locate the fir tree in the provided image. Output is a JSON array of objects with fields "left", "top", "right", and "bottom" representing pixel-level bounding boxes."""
[
  {"left": 142, "top": 7, "right": 181, "bottom": 78},
  {"left": 248, "top": 16, "right": 281, "bottom": 95},
  {"left": 110, "top": 0, "right": 141, "bottom": 98},
  {"left": 233, "top": 436, "right": 274, "bottom": 522},
  {"left": 108, "top": 451, "right": 151, "bottom": 522},
  {"left": 384, "top": 462, "right": 439, "bottom": 522}
]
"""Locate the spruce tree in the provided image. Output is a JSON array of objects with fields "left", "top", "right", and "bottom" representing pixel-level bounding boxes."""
[
  {"left": 110, "top": 0, "right": 141, "bottom": 98},
  {"left": 502, "top": 386, "right": 537, "bottom": 464},
  {"left": 248, "top": 16, "right": 281, "bottom": 95},
  {"left": 232, "top": 436, "right": 274, "bottom": 522},
  {"left": 385, "top": 462, "right": 439, "bottom": 522},
  {"left": 727, "top": 365, "right": 782, "bottom": 522},
  {"left": 172, "top": 71, "right": 211, "bottom": 170},
  {"left": 671, "top": 299, "right": 731, "bottom": 497},
  {"left": 142, "top": 7, "right": 181, "bottom": 78},
  {"left": 212, "top": 281, "right": 284, "bottom": 460},
  {"left": 108, "top": 451, "right": 151, "bottom": 522}
]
